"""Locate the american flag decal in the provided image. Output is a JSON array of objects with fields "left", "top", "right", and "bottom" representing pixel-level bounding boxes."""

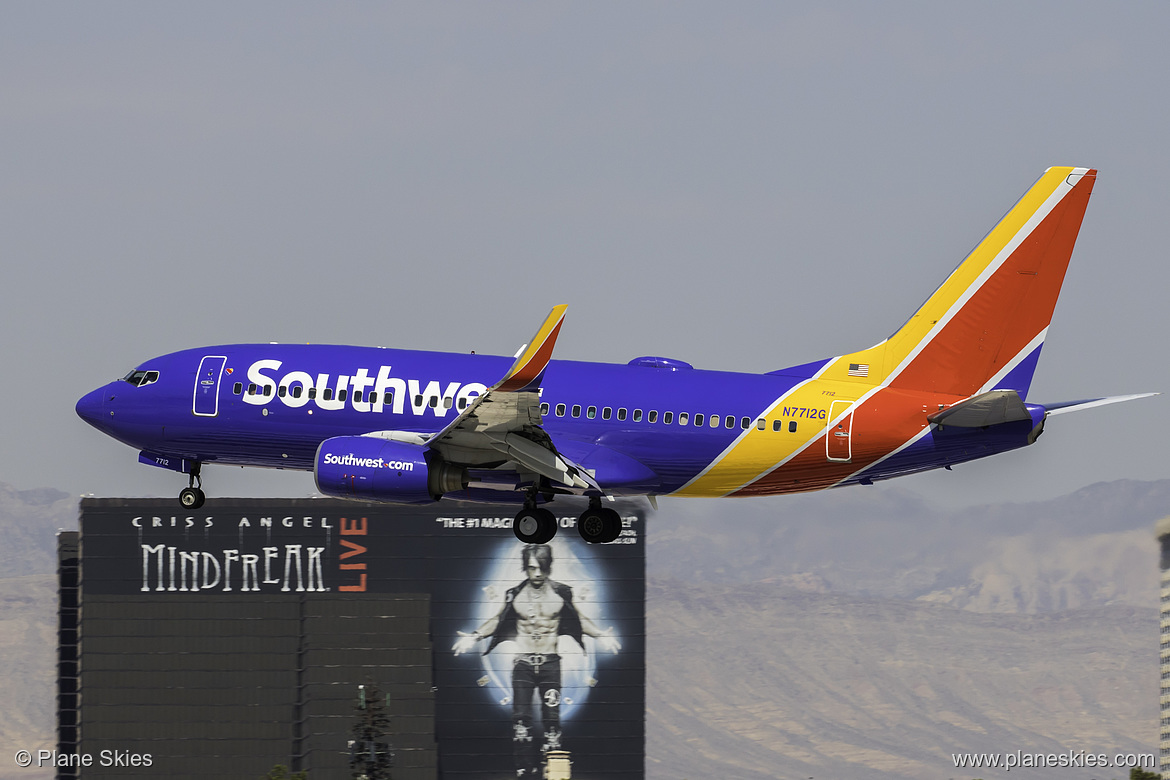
[{"left": 847, "top": 363, "right": 869, "bottom": 377}]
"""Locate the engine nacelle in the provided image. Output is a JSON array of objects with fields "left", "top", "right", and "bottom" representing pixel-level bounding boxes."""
[{"left": 314, "top": 436, "right": 467, "bottom": 503}]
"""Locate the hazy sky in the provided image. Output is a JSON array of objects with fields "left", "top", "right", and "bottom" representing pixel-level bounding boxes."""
[{"left": 4, "top": 3, "right": 1168, "bottom": 509}]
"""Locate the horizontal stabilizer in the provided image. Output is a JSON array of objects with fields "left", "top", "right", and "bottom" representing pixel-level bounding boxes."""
[
  {"left": 1043, "top": 392, "right": 1159, "bottom": 416},
  {"left": 928, "top": 390, "right": 1031, "bottom": 428}
]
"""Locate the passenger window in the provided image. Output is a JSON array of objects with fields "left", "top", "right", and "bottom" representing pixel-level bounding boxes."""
[
  {"left": 648, "top": 410, "right": 658, "bottom": 423},
  {"left": 540, "top": 402, "right": 550, "bottom": 415},
  {"left": 757, "top": 418, "right": 766, "bottom": 431},
  {"left": 308, "top": 387, "right": 317, "bottom": 400},
  {"left": 428, "top": 396, "right": 437, "bottom": 408},
  {"left": 263, "top": 385, "right": 272, "bottom": 397},
  {"left": 633, "top": 409, "right": 643, "bottom": 422},
  {"left": 458, "top": 397, "right": 468, "bottom": 410},
  {"left": 789, "top": 421, "right": 797, "bottom": 433},
  {"left": 248, "top": 384, "right": 257, "bottom": 395},
  {"left": 292, "top": 386, "right": 303, "bottom": 399},
  {"left": 323, "top": 388, "right": 334, "bottom": 401},
  {"left": 664, "top": 411, "right": 674, "bottom": 424},
  {"left": 414, "top": 394, "right": 423, "bottom": 407},
  {"left": 725, "top": 415, "right": 734, "bottom": 429},
  {"left": 555, "top": 403, "right": 566, "bottom": 417},
  {"left": 368, "top": 392, "right": 377, "bottom": 404},
  {"left": 444, "top": 397, "right": 453, "bottom": 408},
  {"left": 354, "top": 390, "right": 363, "bottom": 402},
  {"left": 339, "top": 389, "right": 349, "bottom": 402},
  {"left": 587, "top": 406, "right": 597, "bottom": 419},
  {"left": 773, "top": 419, "right": 782, "bottom": 432},
  {"left": 740, "top": 417, "right": 749, "bottom": 429},
  {"left": 678, "top": 412, "right": 689, "bottom": 426},
  {"left": 233, "top": 382, "right": 242, "bottom": 395},
  {"left": 709, "top": 414, "right": 719, "bottom": 428},
  {"left": 572, "top": 405, "right": 581, "bottom": 418},
  {"left": 694, "top": 413, "right": 704, "bottom": 426},
  {"left": 602, "top": 407, "right": 612, "bottom": 420},
  {"left": 617, "top": 408, "right": 627, "bottom": 421},
  {"left": 278, "top": 386, "right": 287, "bottom": 398}
]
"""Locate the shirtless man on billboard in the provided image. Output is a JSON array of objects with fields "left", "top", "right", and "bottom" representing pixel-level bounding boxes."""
[{"left": 453, "top": 543, "right": 620, "bottom": 778}]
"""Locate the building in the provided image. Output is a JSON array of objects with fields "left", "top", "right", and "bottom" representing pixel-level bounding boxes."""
[
  {"left": 57, "top": 498, "right": 646, "bottom": 779},
  {"left": 1158, "top": 516, "right": 1170, "bottom": 772}
]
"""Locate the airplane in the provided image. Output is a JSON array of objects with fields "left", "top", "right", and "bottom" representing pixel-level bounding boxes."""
[{"left": 77, "top": 166, "right": 1155, "bottom": 545}]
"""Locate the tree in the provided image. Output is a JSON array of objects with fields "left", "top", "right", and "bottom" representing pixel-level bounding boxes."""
[
  {"left": 1129, "top": 767, "right": 1162, "bottom": 780},
  {"left": 349, "top": 682, "right": 394, "bottom": 780},
  {"left": 263, "top": 765, "right": 307, "bottom": 780}
]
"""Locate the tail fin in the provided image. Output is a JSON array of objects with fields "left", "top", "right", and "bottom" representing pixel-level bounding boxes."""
[{"left": 836, "top": 166, "right": 1096, "bottom": 399}]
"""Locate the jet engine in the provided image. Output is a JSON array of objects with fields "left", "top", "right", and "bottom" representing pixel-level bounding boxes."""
[{"left": 314, "top": 436, "right": 467, "bottom": 503}]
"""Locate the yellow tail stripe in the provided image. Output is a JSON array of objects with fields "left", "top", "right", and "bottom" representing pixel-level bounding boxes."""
[{"left": 675, "top": 167, "right": 1081, "bottom": 497}]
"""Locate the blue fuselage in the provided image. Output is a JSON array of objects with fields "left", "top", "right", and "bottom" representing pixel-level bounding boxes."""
[{"left": 76, "top": 343, "right": 1043, "bottom": 500}]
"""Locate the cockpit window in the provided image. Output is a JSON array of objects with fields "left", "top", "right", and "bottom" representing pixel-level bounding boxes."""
[{"left": 122, "top": 370, "right": 160, "bottom": 387}]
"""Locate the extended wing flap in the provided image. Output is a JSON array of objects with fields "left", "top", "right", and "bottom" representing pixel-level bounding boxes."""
[
  {"left": 928, "top": 389, "right": 1032, "bottom": 427},
  {"left": 418, "top": 305, "right": 601, "bottom": 493},
  {"left": 484, "top": 431, "right": 597, "bottom": 490}
]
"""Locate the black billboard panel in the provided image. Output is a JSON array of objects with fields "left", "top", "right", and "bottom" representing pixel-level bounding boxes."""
[{"left": 74, "top": 498, "right": 646, "bottom": 779}]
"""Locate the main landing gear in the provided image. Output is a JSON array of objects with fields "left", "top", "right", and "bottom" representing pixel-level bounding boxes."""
[
  {"left": 178, "top": 462, "right": 205, "bottom": 510},
  {"left": 513, "top": 504, "right": 557, "bottom": 544},
  {"left": 511, "top": 496, "right": 623, "bottom": 545},
  {"left": 576, "top": 499, "right": 623, "bottom": 545}
]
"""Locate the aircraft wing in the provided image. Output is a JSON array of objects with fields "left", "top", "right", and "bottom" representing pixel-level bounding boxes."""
[{"left": 419, "top": 305, "right": 600, "bottom": 492}]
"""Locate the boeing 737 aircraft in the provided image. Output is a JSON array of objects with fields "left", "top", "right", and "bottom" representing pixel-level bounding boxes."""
[{"left": 77, "top": 167, "right": 1153, "bottom": 545}]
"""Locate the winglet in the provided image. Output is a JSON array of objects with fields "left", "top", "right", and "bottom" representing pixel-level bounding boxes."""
[{"left": 495, "top": 305, "right": 568, "bottom": 393}]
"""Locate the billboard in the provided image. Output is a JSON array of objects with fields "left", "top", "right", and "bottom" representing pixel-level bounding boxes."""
[{"left": 73, "top": 498, "right": 645, "bottom": 780}]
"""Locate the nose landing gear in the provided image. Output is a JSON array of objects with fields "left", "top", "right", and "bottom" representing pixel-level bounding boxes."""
[{"left": 178, "top": 463, "right": 205, "bottom": 510}]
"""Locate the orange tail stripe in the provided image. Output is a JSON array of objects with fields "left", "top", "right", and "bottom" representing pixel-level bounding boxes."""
[
  {"left": 891, "top": 171, "right": 1095, "bottom": 394},
  {"left": 497, "top": 318, "right": 565, "bottom": 393}
]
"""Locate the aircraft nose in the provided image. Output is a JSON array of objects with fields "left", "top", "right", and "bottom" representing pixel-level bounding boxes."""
[{"left": 75, "top": 387, "right": 107, "bottom": 427}]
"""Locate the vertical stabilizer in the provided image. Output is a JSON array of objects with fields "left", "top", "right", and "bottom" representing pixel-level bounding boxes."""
[{"left": 831, "top": 167, "right": 1096, "bottom": 399}]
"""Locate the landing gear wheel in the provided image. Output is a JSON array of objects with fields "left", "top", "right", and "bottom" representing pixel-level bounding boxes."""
[
  {"left": 179, "top": 462, "right": 205, "bottom": 509},
  {"left": 513, "top": 507, "right": 557, "bottom": 544},
  {"left": 179, "top": 487, "right": 205, "bottom": 510},
  {"left": 577, "top": 506, "right": 622, "bottom": 544}
]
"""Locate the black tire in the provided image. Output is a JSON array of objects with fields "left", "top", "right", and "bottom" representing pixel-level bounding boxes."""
[
  {"left": 578, "top": 507, "right": 622, "bottom": 544},
  {"left": 179, "top": 487, "right": 205, "bottom": 510},
  {"left": 513, "top": 507, "right": 557, "bottom": 544}
]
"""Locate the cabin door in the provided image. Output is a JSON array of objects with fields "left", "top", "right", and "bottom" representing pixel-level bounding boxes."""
[
  {"left": 193, "top": 356, "right": 228, "bottom": 417},
  {"left": 826, "top": 400, "right": 854, "bottom": 462}
]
